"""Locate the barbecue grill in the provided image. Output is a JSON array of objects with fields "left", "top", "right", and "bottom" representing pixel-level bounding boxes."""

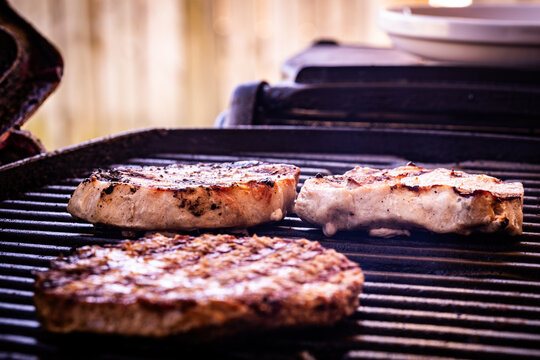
[
  {"left": 0, "top": 127, "right": 539, "bottom": 359},
  {"left": 2, "top": 5, "right": 540, "bottom": 360}
]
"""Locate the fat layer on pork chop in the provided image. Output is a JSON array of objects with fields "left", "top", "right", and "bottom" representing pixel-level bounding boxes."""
[
  {"left": 295, "top": 164, "right": 523, "bottom": 236},
  {"left": 34, "top": 233, "right": 364, "bottom": 337},
  {"left": 67, "top": 161, "right": 300, "bottom": 230}
]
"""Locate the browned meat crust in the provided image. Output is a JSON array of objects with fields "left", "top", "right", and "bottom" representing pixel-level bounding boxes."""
[
  {"left": 67, "top": 161, "right": 300, "bottom": 230},
  {"left": 295, "top": 164, "right": 523, "bottom": 236},
  {"left": 34, "top": 233, "right": 364, "bottom": 337}
]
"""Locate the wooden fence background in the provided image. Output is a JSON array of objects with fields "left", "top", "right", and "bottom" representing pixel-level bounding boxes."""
[{"left": 9, "top": 0, "right": 522, "bottom": 150}]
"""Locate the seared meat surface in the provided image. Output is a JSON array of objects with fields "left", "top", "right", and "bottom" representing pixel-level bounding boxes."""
[
  {"left": 295, "top": 164, "right": 523, "bottom": 236},
  {"left": 34, "top": 233, "right": 364, "bottom": 337},
  {"left": 67, "top": 161, "right": 300, "bottom": 230}
]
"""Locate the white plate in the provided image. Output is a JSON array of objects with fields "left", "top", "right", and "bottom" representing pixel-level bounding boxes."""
[{"left": 379, "top": 4, "right": 540, "bottom": 67}]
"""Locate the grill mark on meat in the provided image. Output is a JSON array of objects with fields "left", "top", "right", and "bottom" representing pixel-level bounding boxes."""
[
  {"left": 169, "top": 244, "right": 329, "bottom": 288},
  {"left": 295, "top": 164, "right": 523, "bottom": 236},
  {"left": 34, "top": 234, "right": 364, "bottom": 336},
  {"left": 49, "top": 236, "right": 327, "bottom": 283},
  {"left": 450, "top": 186, "right": 520, "bottom": 200},
  {"left": 90, "top": 163, "right": 295, "bottom": 190},
  {"left": 68, "top": 161, "right": 300, "bottom": 230},
  {"left": 40, "top": 236, "right": 347, "bottom": 298},
  {"left": 335, "top": 165, "right": 521, "bottom": 200},
  {"left": 92, "top": 161, "right": 290, "bottom": 189},
  {"left": 387, "top": 182, "right": 523, "bottom": 200}
]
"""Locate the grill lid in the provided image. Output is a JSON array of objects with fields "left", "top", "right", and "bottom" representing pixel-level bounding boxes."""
[{"left": 0, "top": 0, "right": 63, "bottom": 161}]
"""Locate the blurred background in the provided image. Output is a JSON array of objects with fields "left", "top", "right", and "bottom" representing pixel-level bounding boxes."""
[{"left": 10, "top": 0, "right": 536, "bottom": 150}]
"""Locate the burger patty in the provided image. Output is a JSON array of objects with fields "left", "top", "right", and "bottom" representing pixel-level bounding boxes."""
[
  {"left": 67, "top": 161, "right": 300, "bottom": 230},
  {"left": 34, "top": 233, "right": 364, "bottom": 337},
  {"left": 295, "top": 164, "right": 523, "bottom": 236}
]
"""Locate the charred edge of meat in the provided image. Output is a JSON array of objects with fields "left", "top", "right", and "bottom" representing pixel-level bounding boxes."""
[
  {"left": 187, "top": 199, "right": 203, "bottom": 217},
  {"left": 501, "top": 217, "right": 510, "bottom": 229},
  {"left": 378, "top": 183, "right": 522, "bottom": 200},
  {"left": 103, "top": 185, "right": 115, "bottom": 195},
  {"left": 450, "top": 169, "right": 461, "bottom": 177},
  {"left": 93, "top": 169, "right": 126, "bottom": 182},
  {"left": 172, "top": 191, "right": 222, "bottom": 216},
  {"left": 260, "top": 179, "right": 275, "bottom": 187},
  {"left": 343, "top": 171, "right": 429, "bottom": 187},
  {"left": 451, "top": 186, "right": 521, "bottom": 200}
]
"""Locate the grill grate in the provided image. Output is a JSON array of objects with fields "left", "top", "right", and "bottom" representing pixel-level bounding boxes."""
[{"left": 1, "top": 149, "right": 540, "bottom": 359}]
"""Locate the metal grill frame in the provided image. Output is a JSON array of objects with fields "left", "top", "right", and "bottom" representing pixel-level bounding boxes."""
[
  {"left": 0, "top": 126, "right": 539, "bottom": 359},
  {"left": 219, "top": 43, "right": 540, "bottom": 135}
]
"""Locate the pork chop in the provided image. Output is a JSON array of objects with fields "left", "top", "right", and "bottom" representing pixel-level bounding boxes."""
[
  {"left": 34, "top": 233, "right": 364, "bottom": 337},
  {"left": 67, "top": 161, "right": 300, "bottom": 230},
  {"left": 295, "top": 164, "right": 523, "bottom": 236}
]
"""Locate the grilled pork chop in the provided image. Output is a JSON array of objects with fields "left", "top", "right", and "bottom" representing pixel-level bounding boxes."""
[
  {"left": 34, "top": 233, "right": 364, "bottom": 337},
  {"left": 67, "top": 161, "right": 300, "bottom": 230},
  {"left": 295, "top": 164, "right": 523, "bottom": 236}
]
